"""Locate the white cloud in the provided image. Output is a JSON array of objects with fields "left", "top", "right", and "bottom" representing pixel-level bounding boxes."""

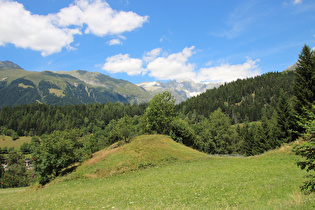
[
  {"left": 101, "top": 46, "right": 261, "bottom": 83},
  {"left": 293, "top": 0, "right": 302, "bottom": 4},
  {"left": 102, "top": 54, "right": 143, "bottom": 75},
  {"left": 142, "top": 48, "right": 162, "bottom": 63},
  {"left": 0, "top": 0, "right": 80, "bottom": 56},
  {"left": 196, "top": 58, "right": 261, "bottom": 83},
  {"left": 0, "top": 0, "right": 148, "bottom": 56},
  {"left": 71, "top": 0, "right": 149, "bottom": 36},
  {"left": 146, "top": 46, "right": 196, "bottom": 80},
  {"left": 107, "top": 35, "right": 126, "bottom": 45},
  {"left": 108, "top": 39, "right": 122, "bottom": 45}
]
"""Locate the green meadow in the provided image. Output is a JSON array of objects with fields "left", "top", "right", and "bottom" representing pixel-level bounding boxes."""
[
  {"left": 0, "top": 136, "right": 31, "bottom": 149},
  {"left": 1, "top": 135, "right": 315, "bottom": 209}
]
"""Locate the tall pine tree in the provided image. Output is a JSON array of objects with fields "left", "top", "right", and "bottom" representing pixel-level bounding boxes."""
[
  {"left": 293, "top": 45, "right": 315, "bottom": 134},
  {"left": 276, "top": 89, "right": 295, "bottom": 143}
]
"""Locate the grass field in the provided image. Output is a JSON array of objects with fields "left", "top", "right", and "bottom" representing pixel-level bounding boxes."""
[
  {"left": 0, "top": 136, "right": 31, "bottom": 149},
  {"left": 1, "top": 136, "right": 315, "bottom": 209}
]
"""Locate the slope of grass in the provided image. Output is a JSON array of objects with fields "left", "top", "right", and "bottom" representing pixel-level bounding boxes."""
[
  {"left": 0, "top": 136, "right": 31, "bottom": 149},
  {"left": 73, "top": 134, "right": 207, "bottom": 179},
  {"left": 1, "top": 137, "right": 315, "bottom": 209},
  {"left": 0, "top": 68, "right": 32, "bottom": 84}
]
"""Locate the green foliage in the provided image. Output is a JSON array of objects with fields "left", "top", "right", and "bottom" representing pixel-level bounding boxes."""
[
  {"left": 11, "top": 131, "right": 19, "bottom": 140},
  {"left": 31, "top": 130, "right": 82, "bottom": 185},
  {"left": 0, "top": 151, "right": 29, "bottom": 188},
  {"left": 109, "top": 115, "right": 135, "bottom": 143},
  {"left": 169, "top": 118, "right": 197, "bottom": 148},
  {"left": 20, "top": 142, "right": 30, "bottom": 154},
  {"left": 0, "top": 78, "right": 41, "bottom": 108},
  {"left": 144, "top": 92, "right": 176, "bottom": 134},
  {"left": 294, "top": 107, "right": 315, "bottom": 193},
  {"left": 198, "top": 108, "right": 237, "bottom": 154},
  {"left": 276, "top": 89, "right": 295, "bottom": 143},
  {"left": 0, "top": 102, "right": 147, "bottom": 136},
  {"left": 177, "top": 71, "right": 295, "bottom": 123},
  {"left": 293, "top": 45, "right": 315, "bottom": 134}
]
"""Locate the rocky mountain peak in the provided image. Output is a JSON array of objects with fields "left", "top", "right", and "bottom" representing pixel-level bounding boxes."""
[{"left": 0, "top": 60, "right": 22, "bottom": 69}]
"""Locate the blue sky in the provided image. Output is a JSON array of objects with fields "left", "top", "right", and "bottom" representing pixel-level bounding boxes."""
[{"left": 1, "top": 0, "right": 315, "bottom": 84}]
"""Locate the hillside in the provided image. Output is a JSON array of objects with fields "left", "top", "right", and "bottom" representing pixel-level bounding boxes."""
[
  {"left": 177, "top": 71, "right": 295, "bottom": 123},
  {"left": 56, "top": 70, "right": 151, "bottom": 104},
  {"left": 1, "top": 139, "right": 314, "bottom": 209},
  {"left": 1, "top": 60, "right": 219, "bottom": 107},
  {"left": 0, "top": 61, "right": 146, "bottom": 107},
  {"left": 72, "top": 134, "right": 207, "bottom": 178}
]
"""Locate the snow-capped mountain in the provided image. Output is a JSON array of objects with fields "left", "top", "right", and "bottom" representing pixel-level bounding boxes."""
[{"left": 137, "top": 80, "right": 221, "bottom": 102}]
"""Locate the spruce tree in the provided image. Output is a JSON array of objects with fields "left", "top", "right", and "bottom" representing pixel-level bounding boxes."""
[
  {"left": 293, "top": 45, "right": 315, "bottom": 134},
  {"left": 276, "top": 89, "right": 295, "bottom": 143},
  {"left": 294, "top": 106, "right": 315, "bottom": 192}
]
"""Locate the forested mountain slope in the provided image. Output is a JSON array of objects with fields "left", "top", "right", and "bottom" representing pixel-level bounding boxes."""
[
  {"left": 176, "top": 71, "right": 295, "bottom": 123},
  {"left": 0, "top": 61, "right": 148, "bottom": 107}
]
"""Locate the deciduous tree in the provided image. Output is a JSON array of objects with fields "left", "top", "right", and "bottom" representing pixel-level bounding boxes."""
[{"left": 144, "top": 92, "right": 176, "bottom": 134}]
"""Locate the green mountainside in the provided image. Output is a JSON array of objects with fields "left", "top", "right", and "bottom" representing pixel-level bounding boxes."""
[
  {"left": 176, "top": 71, "right": 295, "bottom": 123},
  {"left": 0, "top": 61, "right": 150, "bottom": 107},
  {"left": 0, "top": 60, "right": 296, "bottom": 112},
  {"left": 57, "top": 70, "right": 151, "bottom": 104}
]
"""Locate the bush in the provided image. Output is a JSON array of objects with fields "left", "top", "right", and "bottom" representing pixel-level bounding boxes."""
[{"left": 169, "top": 118, "right": 196, "bottom": 148}]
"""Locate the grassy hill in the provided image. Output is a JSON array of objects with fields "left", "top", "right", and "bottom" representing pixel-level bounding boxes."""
[
  {"left": 72, "top": 134, "right": 207, "bottom": 179},
  {"left": 1, "top": 135, "right": 315, "bottom": 209}
]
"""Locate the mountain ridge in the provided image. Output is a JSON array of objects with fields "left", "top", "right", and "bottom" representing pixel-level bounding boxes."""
[
  {"left": 0, "top": 60, "right": 223, "bottom": 107},
  {"left": 0, "top": 60, "right": 296, "bottom": 108}
]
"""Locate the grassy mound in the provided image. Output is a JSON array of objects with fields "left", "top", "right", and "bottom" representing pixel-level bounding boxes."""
[
  {"left": 73, "top": 134, "right": 207, "bottom": 178},
  {"left": 1, "top": 140, "right": 315, "bottom": 209}
]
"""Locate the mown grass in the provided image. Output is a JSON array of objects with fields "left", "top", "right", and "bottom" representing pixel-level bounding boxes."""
[
  {"left": 1, "top": 136, "right": 315, "bottom": 209},
  {"left": 0, "top": 136, "right": 31, "bottom": 149}
]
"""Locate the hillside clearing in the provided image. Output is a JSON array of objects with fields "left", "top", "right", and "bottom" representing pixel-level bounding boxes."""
[{"left": 0, "top": 136, "right": 31, "bottom": 149}]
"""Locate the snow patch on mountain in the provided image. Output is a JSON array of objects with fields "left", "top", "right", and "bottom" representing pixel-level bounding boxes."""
[{"left": 137, "top": 80, "right": 221, "bottom": 100}]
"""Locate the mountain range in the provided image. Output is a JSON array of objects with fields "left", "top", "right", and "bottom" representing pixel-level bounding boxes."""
[{"left": 0, "top": 61, "right": 221, "bottom": 107}]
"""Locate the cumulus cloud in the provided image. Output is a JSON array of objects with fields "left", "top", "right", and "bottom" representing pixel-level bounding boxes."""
[
  {"left": 0, "top": 0, "right": 148, "bottom": 56},
  {"left": 0, "top": 0, "right": 80, "bottom": 56},
  {"left": 102, "top": 54, "right": 144, "bottom": 75},
  {"left": 69, "top": 0, "right": 149, "bottom": 36},
  {"left": 196, "top": 58, "right": 261, "bottom": 83},
  {"left": 102, "top": 46, "right": 261, "bottom": 83},
  {"left": 146, "top": 46, "right": 196, "bottom": 80}
]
